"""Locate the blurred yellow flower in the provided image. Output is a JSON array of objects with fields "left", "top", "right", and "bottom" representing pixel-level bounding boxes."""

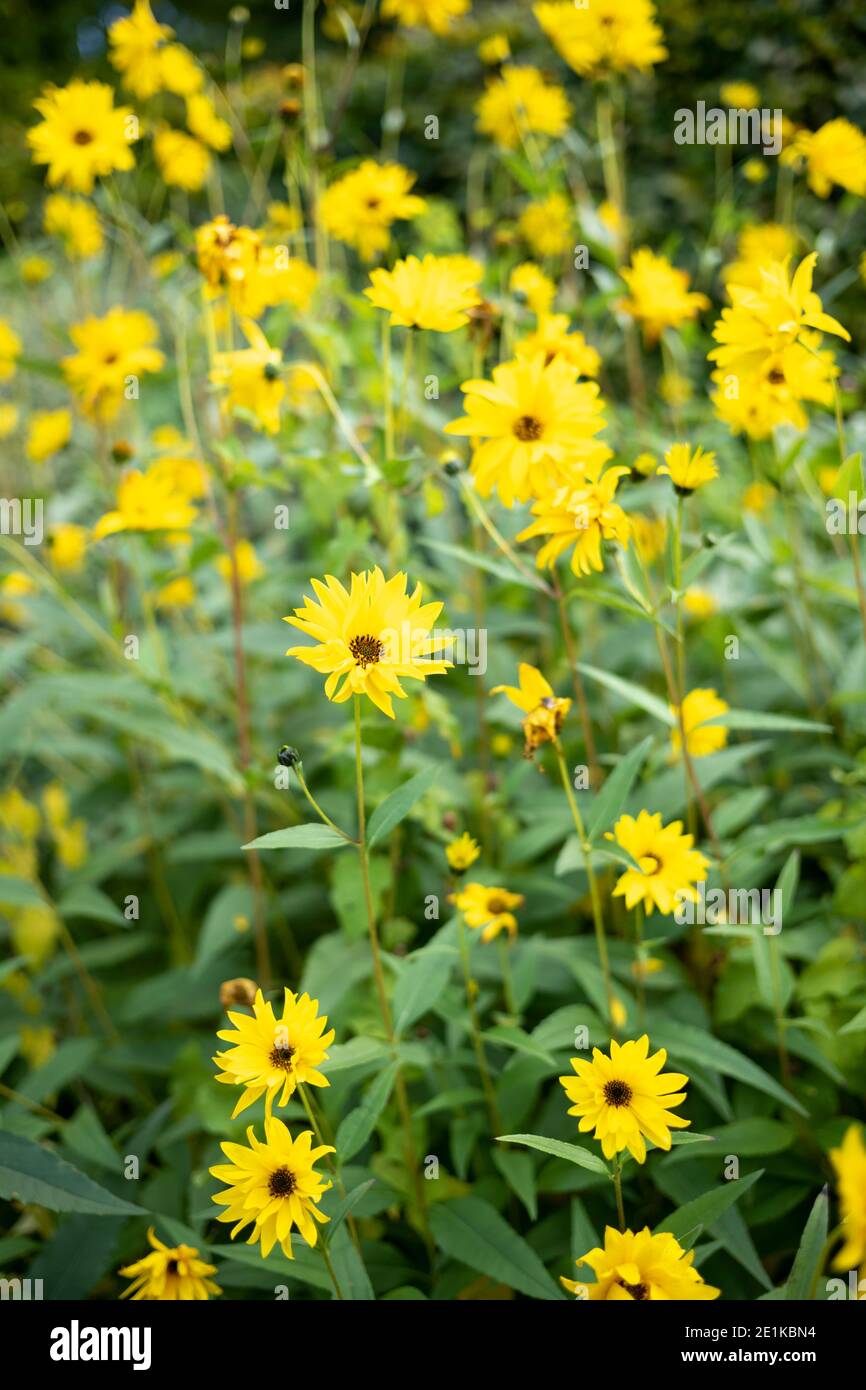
[
  {"left": 63, "top": 307, "right": 164, "bottom": 421},
  {"left": 619, "top": 248, "right": 709, "bottom": 343},
  {"left": 534, "top": 0, "right": 667, "bottom": 79},
  {"left": 26, "top": 408, "right": 72, "bottom": 463},
  {"left": 154, "top": 128, "right": 212, "bottom": 191},
  {"left": 478, "top": 33, "right": 510, "bottom": 64},
  {"left": 742, "top": 158, "right": 768, "bottom": 184},
  {"left": 21, "top": 255, "right": 53, "bottom": 285},
  {"left": 210, "top": 321, "right": 286, "bottom": 435},
  {"left": 156, "top": 576, "right": 195, "bottom": 609},
  {"left": 0, "top": 319, "right": 22, "bottom": 382},
  {"left": 159, "top": 44, "right": 204, "bottom": 98},
  {"left": 12, "top": 904, "right": 61, "bottom": 968},
  {"left": 217, "top": 539, "right": 262, "bottom": 587},
  {"left": 683, "top": 587, "right": 717, "bottom": 620},
  {"left": 630, "top": 512, "right": 666, "bottom": 564},
  {"left": 742, "top": 480, "right": 776, "bottom": 512},
  {"left": 445, "top": 832, "right": 481, "bottom": 874},
  {"left": 20, "top": 1024, "right": 56, "bottom": 1070},
  {"left": 319, "top": 161, "right": 426, "bottom": 261},
  {"left": 381, "top": 0, "right": 470, "bottom": 34},
  {"left": 830, "top": 1124, "right": 866, "bottom": 1276},
  {"left": 476, "top": 66, "right": 571, "bottom": 150},
  {"left": 44, "top": 193, "right": 103, "bottom": 259},
  {"left": 28, "top": 80, "right": 136, "bottom": 194},
  {"left": 186, "top": 93, "right": 232, "bottom": 152},
  {"left": 722, "top": 223, "right": 795, "bottom": 293},
  {"left": 720, "top": 81, "right": 759, "bottom": 108},
  {"left": 788, "top": 118, "right": 866, "bottom": 198},
  {"left": 452, "top": 882, "right": 524, "bottom": 942},
  {"left": 365, "top": 254, "right": 481, "bottom": 331},
  {"left": 517, "top": 193, "right": 572, "bottom": 258},
  {"left": 518, "top": 463, "right": 631, "bottom": 577},
  {"left": 0, "top": 788, "right": 41, "bottom": 839},
  {"left": 510, "top": 261, "right": 556, "bottom": 316},
  {"left": 93, "top": 467, "right": 198, "bottom": 540},
  {"left": 658, "top": 443, "right": 717, "bottom": 494},
  {"left": 514, "top": 316, "right": 601, "bottom": 377},
  {"left": 610, "top": 812, "right": 709, "bottom": 915},
  {"left": 671, "top": 687, "right": 729, "bottom": 758},
  {"left": 0, "top": 404, "right": 19, "bottom": 438},
  {"left": 108, "top": 0, "right": 173, "bottom": 100},
  {"left": 49, "top": 522, "right": 88, "bottom": 573}
]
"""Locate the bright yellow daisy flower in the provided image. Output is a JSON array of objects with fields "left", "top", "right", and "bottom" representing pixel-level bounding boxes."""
[
  {"left": 381, "top": 0, "right": 470, "bottom": 35},
  {"left": 445, "top": 831, "right": 481, "bottom": 874},
  {"left": 119, "top": 1227, "right": 221, "bottom": 1301},
  {"left": 319, "top": 161, "right": 426, "bottom": 261},
  {"left": 452, "top": 882, "right": 525, "bottom": 941},
  {"left": 619, "top": 248, "right": 709, "bottom": 344},
  {"left": 62, "top": 307, "right": 164, "bottom": 421},
  {"left": 365, "top": 254, "right": 481, "bottom": 331},
  {"left": 535, "top": 0, "right": 667, "bottom": 79},
  {"left": 28, "top": 80, "right": 136, "bottom": 194},
  {"left": 657, "top": 443, "right": 718, "bottom": 494},
  {"left": 214, "top": 987, "right": 335, "bottom": 1118},
  {"left": 491, "top": 662, "right": 571, "bottom": 756},
  {"left": 609, "top": 810, "right": 709, "bottom": 915},
  {"left": 517, "top": 463, "right": 631, "bottom": 577},
  {"left": 563, "top": 1225, "right": 720, "bottom": 1300},
  {"left": 210, "top": 1117, "right": 333, "bottom": 1260},
  {"left": 560, "top": 1034, "right": 690, "bottom": 1163},
  {"left": 830, "top": 1124, "right": 866, "bottom": 1276},
  {"left": 476, "top": 66, "right": 571, "bottom": 151},
  {"left": 671, "top": 688, "right": 729, "bottom": 758}
]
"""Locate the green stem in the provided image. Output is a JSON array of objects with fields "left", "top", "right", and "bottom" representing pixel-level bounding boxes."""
[
  {"left": 456, "top": 912, "right": 501, "bottom": 1134},
  {"left": 612, "top": 1154, "right": 626, "bottom": 1230},
  {"left": 497, "top": 934, "right": 519, "bottom": 1018},
  {"left": 318, "top": 1239, "right": 345, "bottom": 1300}
]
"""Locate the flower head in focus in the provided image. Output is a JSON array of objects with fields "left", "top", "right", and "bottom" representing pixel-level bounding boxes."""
[
  {"left": 119, "top": 1227, "right": 221, "bottom": 1301},
  {"left": 560, "top": 1034, "right": 690, "bottom": 1163},
  {"left": 491, "top": 662, "right": 571, "bottom": 756},
  {"left": 609, "top": 811, "right": 709, "bottom": 916},
  {"left": 214, "top": 987, "right": 335, "bottom": 1118},
  {"left": 658, "top": 443, "right": 718, "bottom": 495},
  {"left": 210, "top": 1117, "right": 333, "bottom": 1260},
  {"left": 670, "top": 688, "right": 729, "bottom": 758},
  {"left": 563, "top": 1226, "right": 719, "bottom": 1300},
  {"left": 452, "top": 882, "right": 525, "bottom": 942},
  {"left": 517, "top": 463, "right": 631, "bottom": 577}
]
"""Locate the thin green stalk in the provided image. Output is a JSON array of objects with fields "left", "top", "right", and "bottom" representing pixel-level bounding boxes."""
[
  {"left": 318, "top": 1239, "right": 345, "bottom": 1300},
  {"left": 496, "top": 934, "right": 519, "bottom": 1018},
  {"left": 456, "top": 912, "right": 501, "bottom": 1134},
  {"left": 612, "top": 1153, "right": 626, "bottom": 1230}
]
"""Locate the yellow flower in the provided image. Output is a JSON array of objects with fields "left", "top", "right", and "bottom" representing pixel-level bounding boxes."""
[
  {"left": 514, "top": 315, "right": 600, "bottom": 377},
  {"left": 21, "top": 255, "right": 53, "bottom": 285},
  {"left": 148, "top": 452, "right": 208, "bottom": 500},
  {"left": 210, "top": 320, "right": 286, "bottom": 435},
  {"left": 619, "top": 248, "right": 709, "bottom": 343},
  {"left": 683, "top": 587, "right": 717, "bottom": 620},
  {"left": 152, "top": 250, "right": 183, "bottom": 278},
  {"left": 445, "top": 832, "right": 481, "bottom": 873},
  {"left": 479, "top": 34, "right": 510, "bottom": 64},
  {"left": 0, "top": 788, "right": 41, "bottom": 839},
  {"left": 154, "top": 128, "right": 212, "bottom": 191},
  {"left": 56, "top": 820, "right": 88, "bottom": 870},
  {"left": 63, "top": 307, "right": 164, "bottom": 422},
  {"left": 510, "top": 262, "right": 556, "bottom": 316},
  {"left": 560, "top": 1034, "right": 690, "bottom": 1163},
  {"left": 214, "top": 987, "right": 335, "bottom": 1118},
  {"left": 0, "top": 571, "right": 37, "bottom": 625},
  {"left": 44, "top": 194, "right": 103, "bottom": 260},
  {"left": 743, "top": 480, "right": 776, "bottom": 512},
  {"left": 445, "top": 354, "right": 611, "bottom": 508},
  {"left": 119, "top": 1228, "right": 221, "bottom": 1301},
  {"left": 28, "top": 81, "right": 136, "bottom": 194},
  {"left": 629, "top": 512, "right": 666, "bottom": 564},
  {"left": 720, "top": 81, "right": 759, "bottom": 109},
  {"left": 49, "top": 523, "right": 88, "bottom": 573},
  {"left": 19, "top": 1024, "right": 56, "bottom": 1070},
  {"left": 0, "top": 319, "right": 22, "bottom": 382},
  {"left": 742, "top": 158, "right": 768, "bottom": 184},
  {"left": 284, "top": 568, "right": 452, "bottom": 719},
  {"left": 722, "top": 223, "right": 795, "bottom": 293},
  {"left": 12, "top": 904, "right": 60, "bottom": 967},
  {"left": 365, "top": 254, "right": 481, "bottom": 331},
  {"left": 0, "top": 404, "right": 19, "bottom": 437},
  {"left": 534, "top": 0, "right": 667, "bottom": 79},
  {"left": 216, "top": 539, "right": 262, "bottom": 587},
  {"left": 517, "top": 193, "right": 572, "bottom": 259},
  {"left": 658, "top": 442, "right": 717, "bottom": 494},
  {"left": 452, "top": 882, "right": 524, "bottom": 942},
  {"left": 196, "top": 215, "right": 261, "bottom": 297},
  {"left": 795, "top": 119, "right": 866, "bottom": 199},
  {"left": 319, "top": 160, "right": 426, "bottom": 261},
  {"left": 93, "top": 466, "right": 198, "bottom": 540},
  {"left": 186, "top": 93, "right": 232, "bottom": 152},
  {"left": 381, "top": 0, "right": 470, "bottom": 35},
  {"left": 159, "top": 44, "right": 204, "bottom": 98},
  {"left": 517, "top": 463, "right": 631, "bottom": 578},
  {"left": 26, "top": 409, "right": 72, "bottom": 463},
  {"left": 108, "top": 0, "right": 173, "bottom": 99},
  {"left": 830, "top": 1124, "right": 866, "bottom": 1276},
  {"left": 156, "top": 576, "right": 195, "bottom": 608},
  {"left": 210, "top": 1117, "right": 333, "bottom": 1260},
  {"left": 610, "top": 811, "right": 709, "bottom": 915},
  {"left": 563, "top": 1226, "right": 719, "bottom": 1300},
  {"left": 231, "top": 248, "right": 319, "bottom": 319},
  {"left": 671, "top": 687, "right": 729, "bottom": 758},
  {"left": 43, "top": 782, "right": 69, "bottom": 832},
  {"left": 491, "top": 662, "right": 571, "bottom": 756},
  {"left": 709, "top": 253, "right": 850, "bottom": 377},
  {"left": 476, "top": 66, "right": 571, "bottom": 151}
]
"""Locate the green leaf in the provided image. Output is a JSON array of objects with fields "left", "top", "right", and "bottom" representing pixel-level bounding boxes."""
[
  {"left": 785, "top": 1187, "right": 829, "bottom": 1300},
  {"left": 705, "top": 710, "right": 831, "bottom": 735},
  {"left": 0, "top": 1132, "right": 142, "bottom": 1216},
  {"left": 327, "top": 1179, "right": 376, "bottom": 1239},
  {"left": 650, "top": 1020, "right": 808, "bottom": 1116},
  {"left": 367, "top": 765, "right": 439, "bottom": 848},
  {"left": 392, "top": 943, "right": 456, "bottom": 1036},
  {"left": 243, "top": 823, "right": 351, "bottom": 851},
  {"left": 57, "top": 883, "right": 126, "bottom": 926},
  {"left": 497, "top": 1133, "right": 609, "bottom": 1175},
  {"left": 335, "top": 1062, "right": 398, "bottom": 1162},
  {"left": 430, "top": 1195, "right": 565, "bottom": 1299},
  {"left": 576, "top": 662, "right": 674, "bottom": 725},
  {"left": 586, "top": 736, "right": 653, "bottom": 842},
  {"left": 493, "top": 1148, "right": 537, "bottom": 1219},
  {"left": 482, "top": 1027, "right": 557, "bottom": 1066},
  {"left": 655, "top": 1170, "right": 764, "bottom": 1241},
  {"left": 0, "top": 876, "right": 46, "bottom": 908}
]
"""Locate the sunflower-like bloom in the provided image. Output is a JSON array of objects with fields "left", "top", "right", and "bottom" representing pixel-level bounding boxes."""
[
  {"left": 560, "top": 1034, "right": 690, "bottom": 1163},
  {"left": 285, "top": 568, "right": 452, "bottom": 718},
  {"left": 210, "top": 1118, "right": 333, "bottom": 1260},
  {"left": 28, "top": 81, "right": 136, "bottom": 195},
  {"left": 196, "top": 215, "right": 261, "bottom": 294},
  {"left": 476, "top": 66, "right": 571, "bottom": 151},
  {"left": 49, "top": 523, "right": 88, "bottom": 573},
  {"left": 618, "top": 248, "right": 709, "bottom": 344},
  {"left": 43, "top": 194, "right": 103, "bottom": 260},
  {"left": 719, "top": 80, "right": 760, "bottom": 109},
  {"left": 93, "top": 466, "right": 199, "bottom": 540},
  {"left": 365, "top": 254, "right": 481, "bottom": 331},
  {"left": 445, "top": 832, "right": 481, "bottom": 874},
  {"left": 671, "top": 688, "right": 729, "bottom": 759},
  {"left": 721, "top": 223, "right": 796, "bottom": 294},
  {"left": 381, "top": 0, "right": 470, "bottom": 35},
  {"left": 510, "top": 261, "right": 557, "bottom": 316},
  {"left": 563, "top": 1226, "right": 719, "bottom": 1300},
  {"left": 62, "top": 307, "right": 164, "bottom": 421},
  {"left": 534, "top": 0, "right": 667, "bottom": 78},
  {"left": 515, "top": 315, "right": 600, "bottom": 378},
  {"left": 154, "top": 128, "right": 211, "bottom": 191},
  {"left": 108, "top": 0, "right": 172, "bottom": 99},
  {"left": 709, "top": 253, "right": 850, "bottom": 378},
  {"left": 26, "top": 409, "right": 71, "bottom": 464},
  {"left": 452, "top": 883, "right": 525, "bottom": 942},
  {"left": 214, "top": 988, "right": 335, "bottom": 1118},
  {"left": 657, "top": 443, "right": 718, "bottom": 495},
  {"left": 517, "top": 193, "right": 573, "bottom": 258},
  {"left": 517, "top": 463, "right": 631, "bottom": 578},
  {"left": 784, "top": 118, "right": 866, "bottom": 199},
  {"left": 491, "top": 662, "right": 571, "bottom": 756},
  {"left": 445, "top": 355, "right": 611, "bottom": 508},
  {"left": 210, "top": 320, "right": 286, "bottom": 435},
  {"left": 319, "top": 160, "right": 426, "bottom": 261},
  {"left": 119, "top": 1227, "right": 221, "bottom": 1301},
  {"left": 186, "top": 93, "right": 232, "bottom": 152},
  {"left": 231, "top": 248, "right": 319, "bottom": 319},
  {"left": 609, "top": 810, "right": 709, "bottom": 916},
  {"left": 830, "top": 1124, "right": 866, "bottom": 1276}
]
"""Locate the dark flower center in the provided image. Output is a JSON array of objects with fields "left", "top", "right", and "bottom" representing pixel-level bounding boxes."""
[
  {"left": 767, "top": 368, "right": 784, "bottom": 385},
  {"left": 487, "top": 894, "right": 508, "bottom": 914},
  {"left": 366, "top": 197, "right": 381, "bottom": 210},
  {"left": 263, "top": 362, "right": 280, "bottom": 381},
  {"left": 73, "top": 129, "right": 95, "bottom": 145},
  {"left": 620, "top": 1279, "right": 649, "bottom": 1299},
  {"left": 269, "top": 1042, "right": 295, "bottom": 1071},
  {"left": 642, "top": 855, "right": 660, "bottom": 875},
  {"left": 268, "top": 1166, "right": 297, "bottom": 1198},
  {"left": 166, "top": 1258, "right": 179, "bottom": 1275},
  {"left": 350, "top": 633, "right": 384, "bottom": 667},
  {"left": 513, "top": 414, "right": 543, "bottom": 442},
  {"left": 603, "top": 1079, "right": 633, "bottom": 1107}
]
